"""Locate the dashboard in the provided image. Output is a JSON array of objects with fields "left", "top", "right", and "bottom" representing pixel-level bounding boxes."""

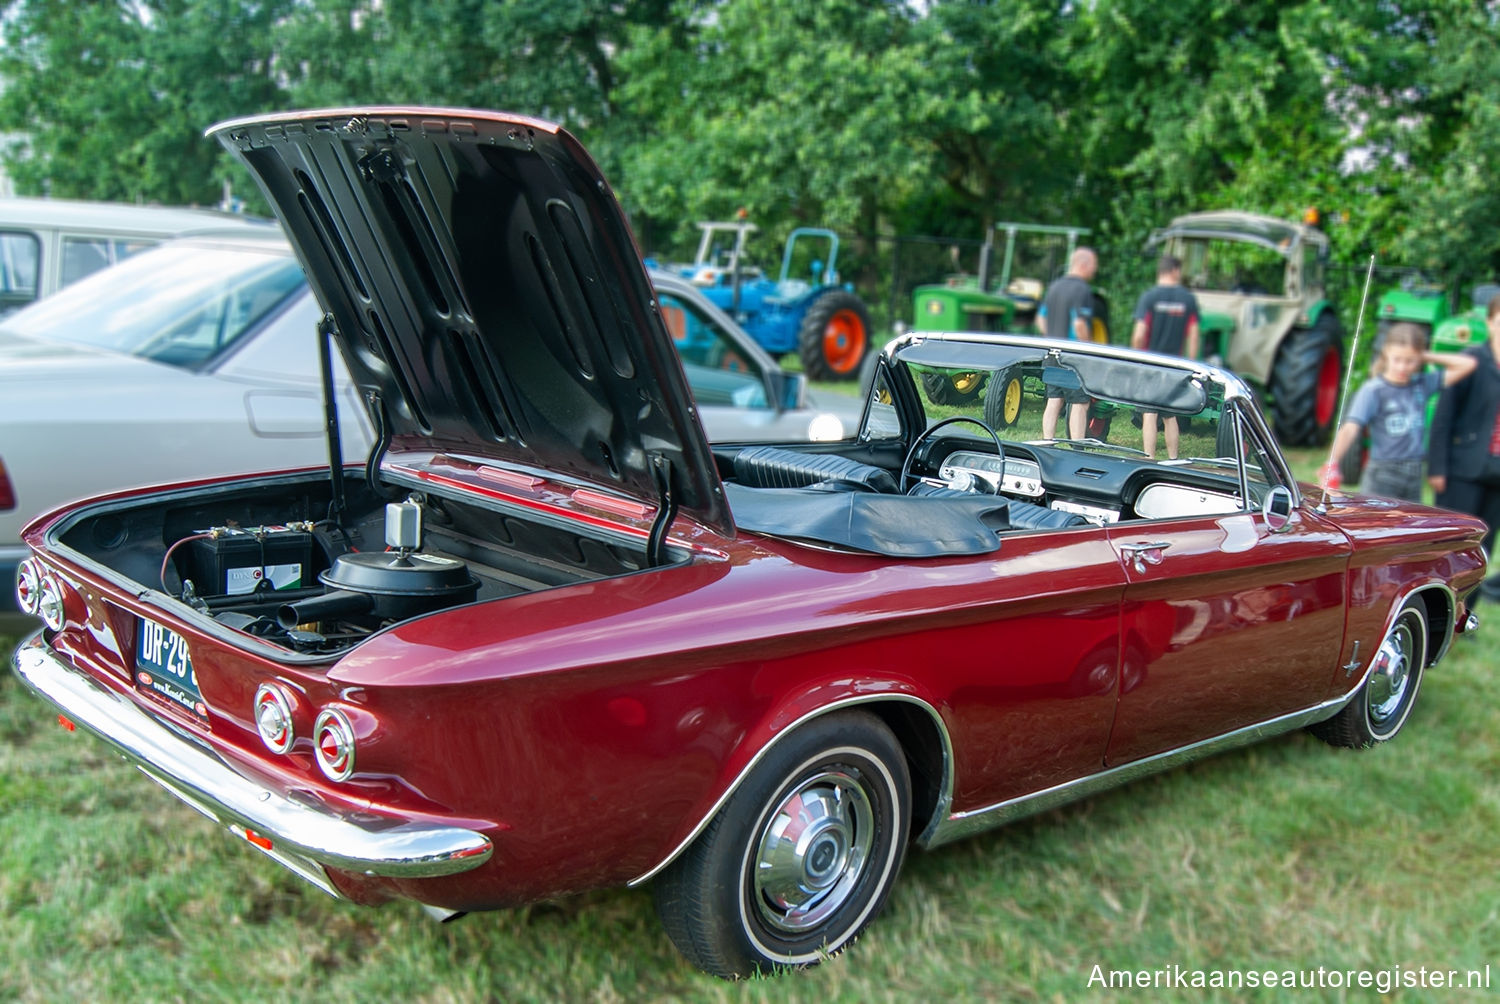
[{"left": 931, "top": 444, "right": 1246, "bottom": 526}]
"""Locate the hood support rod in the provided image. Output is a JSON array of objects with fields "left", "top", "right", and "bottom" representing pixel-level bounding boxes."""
[
  {"left": 317, "top": 313, "right": 348, "bottom": 526},
  {"left": 647, "top": 454, "right": 679, "bottom": 568}
]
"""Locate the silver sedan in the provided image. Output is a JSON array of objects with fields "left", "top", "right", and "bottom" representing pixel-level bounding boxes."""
[{"left": 0, "top": 233, "right": 860, "bottom": 603}]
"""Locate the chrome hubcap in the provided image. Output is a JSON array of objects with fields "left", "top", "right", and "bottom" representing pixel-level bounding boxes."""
[
  {"left": 1368, "top": 620, "right": 1414, "bottom": 726},
  {"left": 752, "top": 769, "right": 874, "bottom": 933}
]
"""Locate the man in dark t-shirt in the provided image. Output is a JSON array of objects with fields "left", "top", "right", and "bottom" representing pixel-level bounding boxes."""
[
  {"left": 1130, "top": 254, "right": 1200, "bottom": 459},
  {"left": 1035, "top": 247, "right": 1098, "bottom": 439}
]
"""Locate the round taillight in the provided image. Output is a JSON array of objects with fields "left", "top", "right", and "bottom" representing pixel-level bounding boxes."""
[
  {"left": 254, "top": 683, "right": 296, "bottom": 755},
  {"left": 313, "top": 708, "right": 356, "bottom": 781},
  {"left": 15, "top": 558, "right": 41, "bottom": 615},
  {"left": 37, "top": 573, "right": 66, "bottom": 631}
]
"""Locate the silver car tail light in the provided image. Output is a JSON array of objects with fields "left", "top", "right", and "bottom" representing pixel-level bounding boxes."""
[
  {"left": 37, "top": 573, "right": 67, "bottom": 631},
  {"left": 15, "top": 558, "right": 40, "bottom": 615},
  {"left": 254, "top": 683, "right": 297, "bottom": 755},
  {"left": 313, "top": 708, "right": 357, "bottom": 781}
]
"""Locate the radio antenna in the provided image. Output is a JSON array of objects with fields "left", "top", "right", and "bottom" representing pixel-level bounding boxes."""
[{"left": 1320, "top": 253, "right": 1377, "bottom": 511}]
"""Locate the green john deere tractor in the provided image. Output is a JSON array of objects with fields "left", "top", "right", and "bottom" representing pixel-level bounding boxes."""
[
  {"left": 910, "top": 222, "right": 1110, "bottom": 414},
  {"left": 1374, "top": 277, "right": 1495, "bottom": 353}
]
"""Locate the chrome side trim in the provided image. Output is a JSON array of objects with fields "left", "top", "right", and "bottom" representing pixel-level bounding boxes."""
[
  {"left": 12, "top": 633, "right": 493, "bottom": 881},
  {"left": 628, "top": 692, "right": 954, "bottom": 887},
  {"left": 924, "top": 693, "right": 1353, "bottom": 848}
]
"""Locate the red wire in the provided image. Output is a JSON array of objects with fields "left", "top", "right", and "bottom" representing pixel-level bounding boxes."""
[{"left": 160, "top": 533, "right": 216, "bottom": 593}]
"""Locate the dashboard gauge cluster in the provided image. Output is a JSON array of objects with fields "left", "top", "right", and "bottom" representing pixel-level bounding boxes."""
[{"left": 941, "top": 451, "right": 1044, "bottom": 498}]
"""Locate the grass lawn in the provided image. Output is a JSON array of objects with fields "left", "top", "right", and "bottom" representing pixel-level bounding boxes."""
[{"left": 3, "top": 447, "right": 1497, "bottom": 1001}]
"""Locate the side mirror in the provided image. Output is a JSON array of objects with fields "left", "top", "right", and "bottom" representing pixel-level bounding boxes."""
[
  {"left": 776, "top": 371, "right": 809, "bottom": 411},
  {"left": 1262, "top": 484, "right": 1294, "bottom": 533}
]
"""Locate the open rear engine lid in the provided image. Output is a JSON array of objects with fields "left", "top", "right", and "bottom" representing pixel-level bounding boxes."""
[{"left": 210, "top": 107, "right": 732, "bottom": 537}]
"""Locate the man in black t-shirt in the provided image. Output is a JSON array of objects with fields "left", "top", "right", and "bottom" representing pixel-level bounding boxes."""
[
  {"left": 1035, "top": 247, "right": 1098, "bottom": 439},
  {"left": 1130, "top": 254, "right": 1200, "bottom": 459}
]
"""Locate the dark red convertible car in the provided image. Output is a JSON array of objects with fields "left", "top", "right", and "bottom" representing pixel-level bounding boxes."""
[{"left": 11, "top": 108, "right": 1487, "bottom": 980}]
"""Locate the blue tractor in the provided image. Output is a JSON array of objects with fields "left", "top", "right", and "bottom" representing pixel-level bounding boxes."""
[{"left": 675, "top": 221, "right": 873, "bottom": 381}]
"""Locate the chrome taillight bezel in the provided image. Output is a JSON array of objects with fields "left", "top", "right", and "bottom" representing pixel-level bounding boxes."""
[
  {"left": 313, "top": 708, "right": 356, "bottom": 781},
  {"left": 254, "top": 683, "right": 297, "bottom": 755},
  {"left": 37, "top": 573, "right": 66, "bottom": 631},
  {"left": 15, "top": 557, "right": 40, "bottom": 615}
]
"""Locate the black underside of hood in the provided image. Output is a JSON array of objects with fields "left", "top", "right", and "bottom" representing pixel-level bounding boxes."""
[{"left": 209, "top": 107, "right": 730, "bottom": 536}]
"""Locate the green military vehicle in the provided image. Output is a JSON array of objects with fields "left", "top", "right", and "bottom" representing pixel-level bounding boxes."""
[{"left": 1145, "top": 211, "right": 1344, "bottom": 447}]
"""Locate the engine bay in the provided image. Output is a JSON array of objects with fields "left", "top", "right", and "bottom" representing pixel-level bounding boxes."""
[{"left": 56, "top": 470, "right": 662, "bottom": 658}]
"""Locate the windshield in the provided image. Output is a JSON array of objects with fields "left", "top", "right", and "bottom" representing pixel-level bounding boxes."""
[
  {"left": 1173, "top": 236, "right": 1287, "bottom": 295},
  {"left": 866, "top": 336, "right": 1276, "bottom": 492},
  {"left": 0, "top": 241, "right": 305, "bottom": 367}
]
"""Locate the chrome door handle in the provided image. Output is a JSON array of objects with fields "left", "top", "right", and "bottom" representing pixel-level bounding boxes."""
[{"left": 1121, "top": 540, "right": 1172, "bottom": 573}]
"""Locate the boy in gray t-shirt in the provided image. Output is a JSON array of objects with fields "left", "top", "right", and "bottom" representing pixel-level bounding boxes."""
[{"left": 1324, "top": 323, "right": 1476, "bottom": 499}]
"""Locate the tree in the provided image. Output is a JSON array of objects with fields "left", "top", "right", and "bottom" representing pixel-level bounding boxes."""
[
  {"left": 0, "top": 0, "right": 292, "bottom": 206},
  {"left": 614, "top": 0, "right": 934, "bottom": 261},
  {"left": 1395, "top": 2, "right": 1500, "bottom": 284}
]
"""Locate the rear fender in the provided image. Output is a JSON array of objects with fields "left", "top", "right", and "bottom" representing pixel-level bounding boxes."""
[{"left": 628, "top": 683, "right": 952, "bottom": 886}]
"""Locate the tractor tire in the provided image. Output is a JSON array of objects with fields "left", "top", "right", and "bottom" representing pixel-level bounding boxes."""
[
  {"left": 798, "top": 290, "right": 871, "bottom": 382},
  {"left": 1338, "top": 440, "right": 1365, "bottom": 487},
  {"left": 921, "top": 370, "right": 987, "bottom": 406},
  {"left": 982, "top": 368, "right": 1024, "bottom": 428},
  {"left": 1270, "top": 313, "right": 1343, "bottom": 447},
  {"left": 1089, "top": 292, "right": 1111, "bottom": 344}
]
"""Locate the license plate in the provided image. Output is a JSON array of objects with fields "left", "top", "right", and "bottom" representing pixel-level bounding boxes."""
[{"left": 136, "top": 618, "right": 207, "bottom": 721}]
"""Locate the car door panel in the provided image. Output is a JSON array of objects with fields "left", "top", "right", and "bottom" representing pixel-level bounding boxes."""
[
  {"left": 931, "top": 528, "right": 1127, "bottom": 809},
  {"left": 1104, "top": 507, "right": 1349, "bottom": 765}
]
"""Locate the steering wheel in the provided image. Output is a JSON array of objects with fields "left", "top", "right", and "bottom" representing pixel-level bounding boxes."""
[{"left": 900, "top": 416, "right": 1005, "bottom": 493}]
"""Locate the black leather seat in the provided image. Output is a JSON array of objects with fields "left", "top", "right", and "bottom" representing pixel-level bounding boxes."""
[
  {"left": 1004, "top": 500, "right": 1090, "bottom": 530},
  {"left": 732, "top": 445, "right": 898, "bottom": 494}
]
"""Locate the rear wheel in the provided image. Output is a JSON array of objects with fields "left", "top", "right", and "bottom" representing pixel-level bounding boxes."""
[
  {"left": 1310, "top": 600, "right": 1427, "bottom": 748},
  {"left": 1270, "top": 312, "right": 1343, "bottom": 446},
  {"left": 921, "top": 370, "right": 987, "bottom": 405},
  {"left": 1215, "top": 408, "right": 1238, "bottom": 458},
  {"left": 798, "top": 290, "right": 871, "bottom": 382},
  {"left": 982, "top": 367, "right": 1024, "bottom": 428},
  {"left": 653, "top": 711, "right": 910, "bottom": 979},
  {"left": 1338, "top": 439, "right": 1366, "bottom": 487}
]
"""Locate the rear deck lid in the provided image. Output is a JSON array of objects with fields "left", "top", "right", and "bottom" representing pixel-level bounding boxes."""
[{"left": 209, "top": 107, "right": 731, "bottom": 535}]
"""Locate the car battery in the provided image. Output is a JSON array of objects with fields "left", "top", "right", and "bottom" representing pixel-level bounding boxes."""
[{"left": 187, "top": 524, "right": 315, "bottom": 597}]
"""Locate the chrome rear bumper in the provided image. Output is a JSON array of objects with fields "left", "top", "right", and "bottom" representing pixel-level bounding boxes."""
[{"left": 11, "top": 633, "right": 493, "bottom": 887}]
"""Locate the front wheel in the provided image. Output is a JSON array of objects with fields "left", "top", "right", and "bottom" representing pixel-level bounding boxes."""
[
  {"left": 1310, "top": 599, "right": 1427, "bottom": 748},
  {"left": 1270, "top": 314, "right": 1343, "bottom": 446},
  {"left": 653, "top": 711, "right": 911, "bottom": 979},
  {"left": 798, "top": 290, "right": 872, "bottom": 382}
]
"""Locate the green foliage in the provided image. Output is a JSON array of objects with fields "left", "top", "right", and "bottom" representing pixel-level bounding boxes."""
[
  {"left": 0, "top": 0, "right": 293, "bottom": 207},
  {"left": 0, "top": 0, "right": 1497, "bottom": 298},
  {"left": 615, "top": 1, "right": 931, "bottom": 256},
  {"left": 1399, "top": 2, "right": 1500, "bottom": 283}
]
